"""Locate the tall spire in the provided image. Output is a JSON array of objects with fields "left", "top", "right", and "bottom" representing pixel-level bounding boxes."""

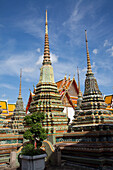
[
  {"left": 85, "top": 30, "right": 93, "bottom": 76},
  {"left": 42, "top": 10, "right": 51, "bottom": 65},
  {"left": 77, "top": 67, "right": 82, "bottom": 96},
  {"left": 45, "top": 10, "right": 48, "bottom": 34},
  {"left": 18, "top": 68, "right": 22, "bottom": 99}
]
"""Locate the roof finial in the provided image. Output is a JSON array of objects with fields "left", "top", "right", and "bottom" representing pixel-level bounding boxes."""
[
  {"left": 85, "top": 30, "right": 93, "bottom": 76},
  {"left": 18, "top": 68, "right": 22, "bottom": 99},
  {"left": 64, "top": 74, "right": 67, "bottom": 79},
  {"left": 42, "top": 10, "right": 51, "bottom": 65},
  {"left": 33, "top": 84, "right": 36, "bottom": 93},
  {"left": 77, "top": 67, "right": 82, "bottom": 96}
]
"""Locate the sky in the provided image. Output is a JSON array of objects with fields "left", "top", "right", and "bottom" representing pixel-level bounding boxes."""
[{"left": 0, "top": 0, "right": 113, "bottom": 106}]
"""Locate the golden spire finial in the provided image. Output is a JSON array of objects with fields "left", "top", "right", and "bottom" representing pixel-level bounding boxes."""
[
  {"left": 85, "top": 30, "right": 93, "bottom": 76},
  {"left": 64, "top": 73, "right": 67, "bottom": 79},
  {"left": 77, "top": 67, "right": 82, "bottom": 96},
  {"left": 18, "top": 68, "right": 22, "bottom": 99},
  {"left": 42, "top": 10, "right": 51, "bottom": 65},
  {"left": 45, "top": 10, "right": 48, "bottom": 34}
]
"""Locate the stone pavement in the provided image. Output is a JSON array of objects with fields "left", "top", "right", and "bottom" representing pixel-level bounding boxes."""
[
  {"left": 0, "top": 166, "right": 79, "bottom": 170},
  {"left": 1, "top": 164, "right": 113, "bottom": 170}
]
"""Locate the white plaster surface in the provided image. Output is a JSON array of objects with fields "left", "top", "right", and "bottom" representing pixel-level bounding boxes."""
[{"left": 63, "top": 107, "right": 75, "bottom": 123}]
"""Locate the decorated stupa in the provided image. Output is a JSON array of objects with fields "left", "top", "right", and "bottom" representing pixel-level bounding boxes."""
[
  {"left": 29, "top": 10, "right": 68, "bottom": 140},
  {"left": 0, "top": 70, "right": 24, "bottom": 166},
  {"left": 72, "top": 30, "right": 113, "bottom": 131},
  {"left": 63, "top": 30, "right": 113, "bottom": 169},
  {"left": 11, "top": 69, "right": 26, "bottom": 134}
]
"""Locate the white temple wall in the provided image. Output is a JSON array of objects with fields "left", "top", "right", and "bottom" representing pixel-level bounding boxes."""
[{"left": 63, "top": 107, "right": 75, "bottom": 123}]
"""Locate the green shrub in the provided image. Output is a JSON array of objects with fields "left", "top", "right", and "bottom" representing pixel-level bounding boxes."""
[
  {"left": 22, "top": 112, "right": 47, "bottom": 155},
  {"left": 21, "top": 143, "right": 46, "bottom": 156}
]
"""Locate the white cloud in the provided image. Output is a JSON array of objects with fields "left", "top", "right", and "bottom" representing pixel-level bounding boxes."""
[
  {"left": 1, "top": 94, "right": 6, "bottom": 98},
  {"left": 62, "top": 1, "right": 105, "bottom": 47},
  {"left": 25, "top": 78, "right": 32, "bottom": 82},
  {"left": 106, "top": 46, "right": 113, "bottom": 56},
  {"left": 23, "top": 67, "right": 35, "bottom": 73},
  {"left": 66, "top": 0, "right": 84, "bottom": 25},
  {"left": 81, "top": 62, "right": 96, "bottom": 73},
  {"left": 16, "top": 17, "right": 44, "bottom": 39},
  {"left": 51, "top": 53, "right": 58, "bottom": 63},
  {"left": 93, "top": 49, "right": 98, "bottom": 54},
  {"left": 91, "top": 62, "right": 96, "bottom": 69},
  {"left": 96, "top": 73, "right": 112, "bottom": 86},
  {"left": 81, "top": 67, "right": 87, "bottom": 73},
  {"left": 62, "top": 0, "right": 86, "bottom": 45},
  {"left": 36, "top": 53, "right": 58, "bottom": 65},
  {"left": 104, "top": 40, "right": 111, "bottom": 47},
  {"left": 36, "top": 55, "right": 43, "bottom": 65},
  {"left": 0, "top": 50, "right": 59, "bottom": 83},
  {"left": 36, "top": 48, "right": 40, "bottom": 53},
  {"left": 0, "top": 53, "right": 34, "bottom": 76},
  {"left": 0, "top": 50, "right": 42, "bottom": 83},
  {"left": 0, "top": 84, "right": 16, "bottom": 89}
]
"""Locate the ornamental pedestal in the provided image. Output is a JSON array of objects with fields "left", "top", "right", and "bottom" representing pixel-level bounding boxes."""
[{"left": 20, "top": 154, "right": 47, "bottom": 170}]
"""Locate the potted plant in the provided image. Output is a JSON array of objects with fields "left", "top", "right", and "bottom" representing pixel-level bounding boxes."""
[{"left": 20, "top": 112, "right": 47, "bottom": 170}]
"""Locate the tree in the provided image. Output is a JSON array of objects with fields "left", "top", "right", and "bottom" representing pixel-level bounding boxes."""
[{"left": 22, "top": 112, "right": 47, "bottom": 156}]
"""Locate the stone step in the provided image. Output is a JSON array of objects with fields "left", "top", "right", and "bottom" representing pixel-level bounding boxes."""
[{"left": 64, "top": 161, "right": 96, "bottom": 170}]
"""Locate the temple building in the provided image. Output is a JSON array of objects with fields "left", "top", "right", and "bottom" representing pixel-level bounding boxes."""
[
  {"left": 56, "top": 75, "right": 79, "bottom": 122},
  {"left": 11, "top": 69, "right": 26, "bottom": 134},
  {"left": 29, "top": 10, "right": 68, "bottom": 141}
]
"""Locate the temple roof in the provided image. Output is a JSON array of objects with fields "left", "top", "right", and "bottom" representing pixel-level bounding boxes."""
[
  {"left": 8, "top": 104, "right": 15, "bottom": 115},
  {"left": 56, "top": 79, "right": 64, "bottom": 89},
  {"left": 0, "top": 100, "right": 15, "bottom": 116},
  {"left": 56, "top": 75, "right": 79, "bottom": 96},
  {"left": 105, "top": 94, "right": 113, "bottom": 109},
  {"left": 26, "top": 91, "right": 34, "bottom": 114},
  {"left": 56, "top": 75, "right": 79, "bottom": 109}
]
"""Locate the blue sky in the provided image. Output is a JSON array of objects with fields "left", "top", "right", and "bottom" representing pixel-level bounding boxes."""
[{"left": 0, "top": 0, "right": 113, "bottom": 106}]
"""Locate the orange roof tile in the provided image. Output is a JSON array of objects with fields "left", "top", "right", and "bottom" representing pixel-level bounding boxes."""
[
  {"left": 8, "top": 104, "right": 15, "bottom": 112},
  {"left": 67, "top": 81, "right": 71, "bottom": 88},
  {"left": 56, "top": 80, "right": 63, "bottom": 89},
  {"left": 0, "top": 101, "right": 7, "bottom": 110},
  {"left": 105, "top": 95, "right": 112, "bottom": 105}
]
